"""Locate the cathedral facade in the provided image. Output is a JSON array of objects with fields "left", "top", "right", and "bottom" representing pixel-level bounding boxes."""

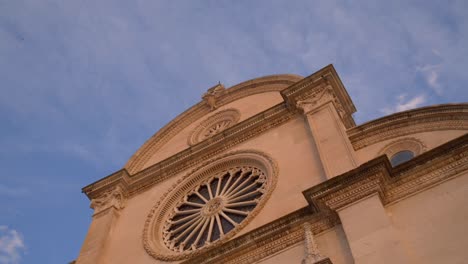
[{"left": 74, "top": 65, "right": 468, "bottom": 264}]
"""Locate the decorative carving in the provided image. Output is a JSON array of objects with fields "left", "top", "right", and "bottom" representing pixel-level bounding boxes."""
[
  {"left": 294, "top": 85, "right": 350, "bottom": 131},
  {"left": 90, "top": 185, "right": 127, "bottom": 216},
  {"left": 162, "top": 166, "right": 267, "bottom": 253},
  {"left": 125, "top": 75, "right": 300, "bottom": 174},
  {"left": 281, "top": 66, "right": 357, "bottom": 129},
  {"left": 188, "top": 109, "right": 241, "bottom": 146},
  {"left": 142, "top": 150, "right": 278, "bottom": 261},
  {"left": 348, "top": 104, "right": 468, "bottom": 150},
  {"left": 84, "top": 100, "right": 468, "bottom": 204},
  {"left": 378, "top": 137, "right": 427, "bottom": 159},
  {"left": 203, "top": 83, "right": 226, "bottom": 110},
  {"left": 181, "top": 134, "right": 468, "bottom": 264},
  {"left": 181, "top": 208, "right": 339, "bottom": 264},
  {"left": 304, "top": 133, "right": 468, "bottom": 212},
  {"left": 296, "top": 86, "right": 335, "bottom": 114},
  {"left": 302, "top": 223, "right": 325, "bottom": 264},
  {"left": 83, "top": 104, "right": 293, "bottom": 199}
]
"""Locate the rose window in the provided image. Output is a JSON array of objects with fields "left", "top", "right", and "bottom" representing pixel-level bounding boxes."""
[
  {"left": 163, "top": 167, "right": 266, "bottom": 252},
  {"left": 143, "top": 151, "right": 276, "bottom": 261}
]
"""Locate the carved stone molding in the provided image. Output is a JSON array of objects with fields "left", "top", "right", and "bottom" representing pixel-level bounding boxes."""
[
  {"left": 296, "top": 85, "right": 346, "bottom": 122},
  {"left": 281, "top": 65, "right": 356, "bottom": 129},
  {"left": 179, "top": 134, "right": 468, "bottom": 264},
  {"left": 126, "top": 65, "right": 358, "bottom": 175},
  {"left": 83, "top": 103, "right": 293, "bottom": 200},
  {"left": 84, "top": 65, "right": 357, "bottom": 199},
  {"left": 125, "top": 74, "right": 301, "bottom": 174},
  {"left": 181, "top": 207, "right": 339, "bottom": 264},
  {"left": 348, "top": 104, "right": 468, "bottom": 150},
  {"left": 378, "top": 137, "right": 427, "bottom": 159},
  {"left": 84, "top": 106, "right": 468, "bottom": 209},
  {"left": 90, "top": 185, "right": 128, "bottom": 216},
  {"left": 142, "top": 150, "right": 278, "bottom": 261},
  {"left": 188, "top": 109, "right": 241, "bottom": 146},
  {"left": 84, "top": 103, "right": 468, "bottom": 205},
  {"left": 304, "top": 133, "right": 468, "bottom": 212}
]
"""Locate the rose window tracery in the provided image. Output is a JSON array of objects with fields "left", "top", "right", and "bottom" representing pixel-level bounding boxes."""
[
  {"left": 142, "top": 151, "right": 277, "bottom": 261},
  {"left": 163, "top": 167, "right": 266, "bottom": 252}
]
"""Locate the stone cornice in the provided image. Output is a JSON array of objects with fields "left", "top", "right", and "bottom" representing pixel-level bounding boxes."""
[
  {"left": 83, "top": 65, "right": 354, "bottom": 199},
  {"left": 304, "top": 133, "right": 468, "bottom": 212},
  {"left": 280, "top": 64, "right": 356, "bottom": 129},
  {"left": 175, "top": 134, "right": 468, "bottom": 263},
  {"left": 181, "top": 207, "right": 339, "bottom": 264},
  {"left": 348, "top": 103, "right": 468, "bottom": 150},
  {"left": 125, "top": 74, "right": 302, "bottom": 174},
  {"left": 83, "top": 68, "right": 467, "bottom": 204},
  {"left": 82, "top": 103, "right": 294, "bottom": 199}
]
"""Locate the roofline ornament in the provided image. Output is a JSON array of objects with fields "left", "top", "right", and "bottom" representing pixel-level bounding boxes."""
[
  {"left": 202, "top": 83, "right": 226, "bottom": 111},
  {"left": 125, "top": 74, "right": 300, "bottom": 174}
]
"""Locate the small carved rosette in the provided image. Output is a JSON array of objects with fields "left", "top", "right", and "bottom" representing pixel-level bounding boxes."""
[{"left": 188, "top": 109, "right": 240, "bottom": 146}]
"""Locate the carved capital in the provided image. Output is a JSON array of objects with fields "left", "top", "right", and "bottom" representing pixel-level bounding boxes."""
[
  {"left": 280, "top": 65, "right": 356, "bottom": 128},
  {"left": 202, "top": 83, "right": 226, "bottom": 110},
  {"left": 90, "top": 185, "right": 127, "bottom": 216},
  {"left": 296, "top": 85, "right": 346, "bottom": 119}
]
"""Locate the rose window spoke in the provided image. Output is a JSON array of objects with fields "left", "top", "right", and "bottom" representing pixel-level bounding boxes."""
[{"left": 163, "top": 166, "right": 267, "bottom": 252}]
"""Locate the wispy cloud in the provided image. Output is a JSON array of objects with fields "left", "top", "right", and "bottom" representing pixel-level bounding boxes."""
[
  {"left": 381, "top": 94, "right": 427, "bottom": 115},
  {"left": 1, "top": 1, "right": 468, "bottom": 262},
  {"left": 417, "top": 64, "right": 442, "bottom": 94},
  {"left": 0, "top": 226, "right": 25, "bottom": 264}
]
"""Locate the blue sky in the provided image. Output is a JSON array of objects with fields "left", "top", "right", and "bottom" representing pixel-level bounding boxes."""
[{"left": 1, "top": 1, "right": 467, "bottom": 263}]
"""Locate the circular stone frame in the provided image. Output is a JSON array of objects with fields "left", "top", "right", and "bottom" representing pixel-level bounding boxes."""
[
  {"left": 187, "top": 109, "right": 241, "bottom": 146},
  {"left": 142, "top": 150, "right": 278, "bottom": 261}
]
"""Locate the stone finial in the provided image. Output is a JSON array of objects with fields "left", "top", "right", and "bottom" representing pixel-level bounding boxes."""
[
  {"left": 202, "top": 82, "right": 226, "bottom": 111},
  {"left": 302, "top": 223, "right": 325, "bottom": 264},
  {"left": 90, "top": 185, "right": 127, "bottom": 216}
]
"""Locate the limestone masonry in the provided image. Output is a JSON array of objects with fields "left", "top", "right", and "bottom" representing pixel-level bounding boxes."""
[{"left": 74, "top": 65, "right": 468, "bottom": 264}]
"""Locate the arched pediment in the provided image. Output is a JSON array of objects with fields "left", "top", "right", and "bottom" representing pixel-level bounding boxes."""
[
  {"left": 348, "top": 104, "right": 468, "bottom": 150},
  {"left": 125, "top": 74, "right": 302, "bottom": 174}
]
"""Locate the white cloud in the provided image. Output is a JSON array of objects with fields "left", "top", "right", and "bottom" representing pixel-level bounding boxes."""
[
  {"left": 0, "top": 226, "right": 25, "bottom": 264},
  {"left": 417, "top": 64, "right": 442, "bottom": 94},
  {"left": 381, "top": 94, "right": 426, "bottom": 115}
]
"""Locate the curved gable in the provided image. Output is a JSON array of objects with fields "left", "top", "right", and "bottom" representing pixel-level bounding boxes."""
[
  {"left": 348, "top": 104, "right": 468, "bottom": 150},
  {"left": 125, "top": 74, "right": 302, "bottom": 174},
  {"left": 350, "top": 104, "right": 468, "bottom": 164}
]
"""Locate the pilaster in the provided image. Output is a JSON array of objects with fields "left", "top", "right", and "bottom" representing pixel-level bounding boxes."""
[
  {"left": 298, "top": 96, "right": 357, "bottom": 178},
  {"left": 76, "top": 185, "right": 128, "bottom": 264},
  {"left": 281, "top": 65, "right": 357, "bottom": 179},
  {"left": 337, "top": 193, "right": 410, "bottom": 264}
]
